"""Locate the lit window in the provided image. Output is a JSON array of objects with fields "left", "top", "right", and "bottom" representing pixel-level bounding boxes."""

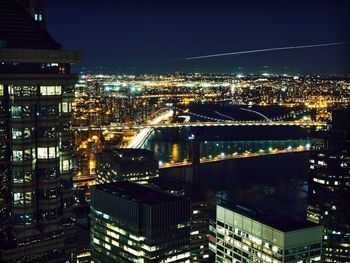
[
  {"left": 13, "top": 171, "right": 23, "bottom": 183},
  {"left": 48, "top": 147, "right": 56, "bottom": 159},
  {"left": 62, "top": 102, "right": 69, "bottom": 113},
  {"left": 56, "top": 86, "right": 61, "bottom": 94},
  {"left": 0, "top": 84, "right": 3, "bottom": 96},
  {"left": 40, "top": 86, "right": 61, "bottom": 96},
  {"left": 12, "top": 128, "right": 22, "bottom": 139},
  {"left": 38, "top": 147, "right": 48, "bottom": 159},
  {"left": 62, "top": 160, "right": 69, "bottom": 171},
  {"left": 13, "top": 150, "right": 23, "bottom": 161},
  {"left": 11, "top": 106, "right": 21, "bottom": 118},
  {"left": 13, "top": 192, "right": 32, "bottom": 205},
  {"left": 23, "top": 149, "right": 32, "bottom": 161},
  {"left": 103, "top": 243, "right": 111, "bottom": 250},
  {"left": 23, "top": 128, "right": 32, "bottom": 139},
  {"left": 24, "top": 171, "right": 32, "bottom": 183},
  {"left": 313, "top": 178, "right": 325, "bottom": 184},
  {"left": 103, "top": 213, "right": 110, "bottom": 220}
]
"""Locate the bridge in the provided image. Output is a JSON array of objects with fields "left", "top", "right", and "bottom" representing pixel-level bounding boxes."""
[{"left": 73, "top": 120, "right": 325, "bottom": 131}]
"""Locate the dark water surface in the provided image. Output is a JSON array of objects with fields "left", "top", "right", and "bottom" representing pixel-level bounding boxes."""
[{"left": 159, "top": 152, "right": 309, "bottom": 215}]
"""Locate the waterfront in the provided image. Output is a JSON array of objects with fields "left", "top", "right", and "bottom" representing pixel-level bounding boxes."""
[
  {"left": 142, "top": 104, "right": 311, "bottom": 215},
  {"left": 143, "top": 138, "right": 310, "bottom": 164}
]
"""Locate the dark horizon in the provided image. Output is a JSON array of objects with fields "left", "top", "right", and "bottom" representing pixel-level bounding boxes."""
[{"left": 46, "top": 0, "right": 350, "bottom": 75}]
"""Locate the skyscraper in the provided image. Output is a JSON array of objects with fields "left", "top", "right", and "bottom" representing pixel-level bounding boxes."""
[
  {"left": 0, "top": 0, "right": 82, "bottom": 262},
  {"left": 91, "top": 181, "right": 191, "bottom": 262},
  {"left": 307, "top": 109, "right": 350, "bottom": 262}
]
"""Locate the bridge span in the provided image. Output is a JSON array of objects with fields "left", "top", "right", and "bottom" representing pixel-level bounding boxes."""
[{"left": 73, "top": 120, "right": 325, "bottom": 131}]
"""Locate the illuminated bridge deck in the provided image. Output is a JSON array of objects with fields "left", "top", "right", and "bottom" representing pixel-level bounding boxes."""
[{"left": 73, "top": 121, "right": 326, "bottom": 131}]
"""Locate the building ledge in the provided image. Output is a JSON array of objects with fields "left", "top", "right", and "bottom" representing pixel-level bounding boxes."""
[
  {"left": 0, "top": 73, "right": 78, "bottom": 85},
  {"left": 0, "top": 48, "right": 83, "bottom": 63}
]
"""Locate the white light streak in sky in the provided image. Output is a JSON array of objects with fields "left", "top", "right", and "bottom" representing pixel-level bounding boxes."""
[{"left": 186, "top": 42, "right": 350, "bottom": 60}]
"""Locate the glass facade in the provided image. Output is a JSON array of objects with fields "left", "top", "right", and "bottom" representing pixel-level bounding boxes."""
[
  {"left": 216, "top": 205, "right": 323, "bottom": 263},
  {"left": 92, "top": 210, "right": 191, "bottom": 263},
  {"left": 0, "top": 80, "right": 77, "bottom": 261},
  {"left": 91, "top": 181, "right": 191, "bottom": 263}
]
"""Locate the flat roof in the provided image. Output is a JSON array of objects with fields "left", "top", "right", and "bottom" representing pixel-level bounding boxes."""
[
  {"left": 94, "top": 181, "right": 184, "bottom": 206},
  {"left": 101, "top": 148, "right": 156, "bottom": 163},
  {"left": 219, "top": 202, "right": 320, "bottom": 232},
  {"left": 109, "top": 148, "right": 155, "bottom": 157}
]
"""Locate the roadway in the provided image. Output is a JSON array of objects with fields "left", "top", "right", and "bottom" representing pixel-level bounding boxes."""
[
  {"left": 124, "top": 109, "right": 174, "bottom": 148},
  {"left": 73, "top": 120, "right": 326, "bottom": 131},
  {"left": 160, "top": 147, "right": 309, "bottom": 168}
]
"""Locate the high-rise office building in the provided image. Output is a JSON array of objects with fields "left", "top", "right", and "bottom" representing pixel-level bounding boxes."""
[
  {"left": 307, "top": 109, "right": 350, "bottom": 262},
  {"left": 0, "top": 0, "right": 82, "bottom": 261},
  {"left": 91, "top": 181, "right": 191, "bottom": 263},
  {"left": 95, "top": 148, "right": 159, "bottom": 184},
  {"left": 216, "top": 203, "right": 323, "bottom": 263}
]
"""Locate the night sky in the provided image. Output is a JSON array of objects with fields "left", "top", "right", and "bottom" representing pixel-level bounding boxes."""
[{"left": 46, "top": 0, "right": 350, "bottom": 74}]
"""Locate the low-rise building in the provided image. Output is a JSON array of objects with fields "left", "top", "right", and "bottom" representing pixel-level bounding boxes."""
[
  {"left": 216, "top": 203, "right": 323, "bottom": 263},
  {"left": 96, "top": 148, "right": 159, "bottom": 184}
]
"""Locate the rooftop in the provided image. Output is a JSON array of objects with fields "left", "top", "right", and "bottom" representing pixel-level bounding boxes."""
[
  {"left": 94, "top": 181, "right": 184, "bottom": 206},
  {"left": 219, "top": 201, "right": 320, "bottom": 232},
  {"left": 102, "top": 148, "right": 157, "bottom": 163}
]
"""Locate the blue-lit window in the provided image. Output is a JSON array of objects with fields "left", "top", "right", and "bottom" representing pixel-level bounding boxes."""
[
  {"left": 13, "top": 213, "right": 34, "bottom": 225},
  {"left": 34, "top": 13, "right": 43, "bottom": 21},
  {"left": 12, "top": 128, "right": 22, "bottom": 139},
  {"left": 11, "top": 106, "right": 21, "bottom": 118},
  {"left": 0, "top": 40, "right": 6, "bottom": 48},
  {"left": 12, "top": 170, "right": 33, "bottom": 184}
]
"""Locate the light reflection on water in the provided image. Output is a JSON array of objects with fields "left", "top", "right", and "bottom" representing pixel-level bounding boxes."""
[{"left": 143, "top": 137, "right": 310, "bottom": 164}]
